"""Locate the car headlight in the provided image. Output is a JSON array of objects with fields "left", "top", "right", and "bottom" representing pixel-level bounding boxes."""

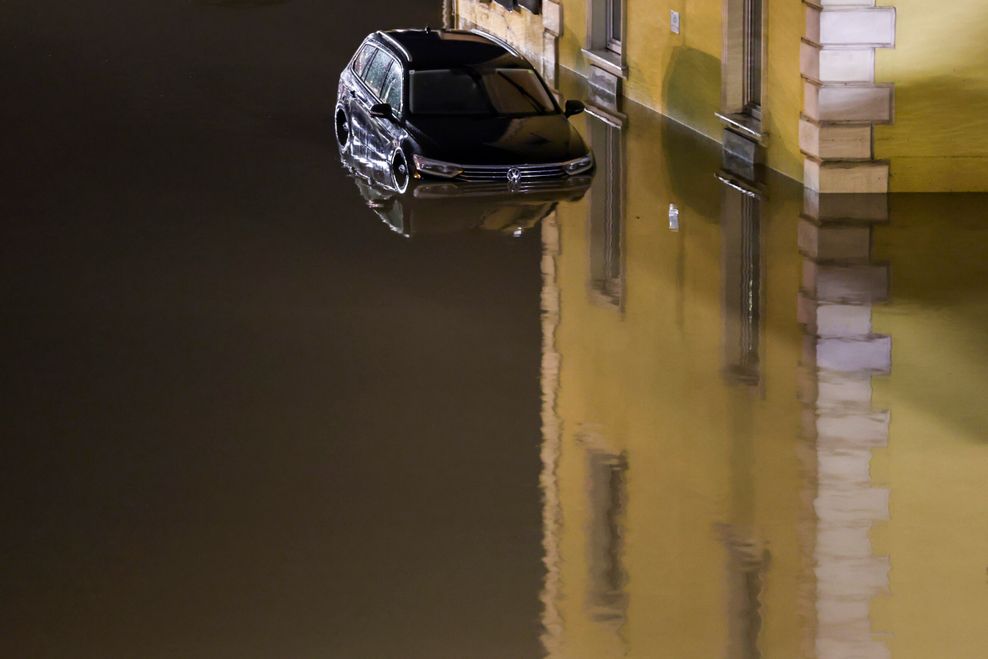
[
  {"left": 412, "top": 155, "right": 463, "bottom": 179},
  {"left": 564, "top": 154, "right": 594, "bottom": 175}
]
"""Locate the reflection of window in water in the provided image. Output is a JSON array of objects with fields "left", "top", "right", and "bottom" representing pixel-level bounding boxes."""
[
  {"left": 721, "top": 189, "right": 761, "bottom": 385},
  {"left": 586, "top": 449, "right": 628, "bottom": 624},
  {"left": 588, "top": 116, "right": 624, "bottom": 307},
  {"left": 720, "top": 527, "right": 768, "bottom": 659}
]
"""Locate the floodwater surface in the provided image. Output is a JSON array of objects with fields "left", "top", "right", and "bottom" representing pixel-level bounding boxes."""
[{"left": 2, "top": 2, "right": 987, "bottom": 658}]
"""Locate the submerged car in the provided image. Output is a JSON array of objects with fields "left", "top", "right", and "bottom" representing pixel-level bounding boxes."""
[{"left": 335, "top": 28, "right": 594, "bottom": 193}]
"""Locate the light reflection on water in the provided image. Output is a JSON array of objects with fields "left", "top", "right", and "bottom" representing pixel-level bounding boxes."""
[{"left": 537, "top": 83, "right": 988, "bottom": 658}]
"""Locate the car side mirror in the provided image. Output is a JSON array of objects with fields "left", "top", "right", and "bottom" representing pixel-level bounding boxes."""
[
  {"left": 564, "top": 100, "right": 586, "bottom": 117},
  {"left": 370, "top": 103, "right": 394, "bottom": 120}
]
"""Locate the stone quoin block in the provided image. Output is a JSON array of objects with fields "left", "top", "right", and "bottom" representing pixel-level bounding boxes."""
[
  {"left": 820, "top": 8, "right": 896, "bottom": 47},
  {"left": 800, "top": 117, "right": 873, "bottom": 160},
  {"left": 804, "top": 81, "right": 893, "bottom": 123},
  {"left": 801, "top": 40, "right": 875, "bottom": 83}
]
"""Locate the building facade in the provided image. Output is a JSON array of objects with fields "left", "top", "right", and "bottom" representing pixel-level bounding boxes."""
[{"left": 450, "top": 0, "right": 988, "bottom": 193}]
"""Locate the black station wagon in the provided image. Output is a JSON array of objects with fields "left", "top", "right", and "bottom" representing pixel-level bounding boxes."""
[{"left": 335, "top": 28, "right": 594, "bottom": 193}]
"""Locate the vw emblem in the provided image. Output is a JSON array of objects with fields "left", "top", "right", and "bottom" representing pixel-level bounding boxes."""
[{"left": 507, "top": 168, "right": 523, "bottom": 185}]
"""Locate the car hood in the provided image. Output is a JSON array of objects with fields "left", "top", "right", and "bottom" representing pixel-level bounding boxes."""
[{"left": 404, "top": 114, "right": 588, "bottom": 165}]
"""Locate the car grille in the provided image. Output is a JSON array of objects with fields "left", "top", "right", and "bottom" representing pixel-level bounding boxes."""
[{"left": 456, "top": 163, "right": 567, "bottom": 183}]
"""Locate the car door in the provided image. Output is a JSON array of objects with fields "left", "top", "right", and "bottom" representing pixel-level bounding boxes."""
[
  {"left": 348, "top": 46, "right": 387, "bottom": 163},
  {"left": 343, "top": 43, "right": 378, "bottom": 161},
  {"left": 361, "top": 54, "right": 404, "bottom": 178},
  {"left": 371, "top": 59, "right": 405, "bottom": 171},
  {"left": 353, "top": 49, "right": 393, "bottom": 164}
]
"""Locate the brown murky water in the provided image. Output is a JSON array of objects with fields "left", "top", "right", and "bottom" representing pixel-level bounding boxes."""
[{"left": 1, "top": 2, "right": 986, "bottom": 658}]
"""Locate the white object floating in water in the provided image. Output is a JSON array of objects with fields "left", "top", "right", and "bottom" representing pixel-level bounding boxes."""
[{"left": 668, "top": 203, "right": 680, "bottom": 231}]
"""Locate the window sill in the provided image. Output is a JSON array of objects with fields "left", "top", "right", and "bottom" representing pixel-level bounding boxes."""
[
  {"left": 581, "top": 49, "right": 628, "bottom": 79},
  {"left": 716, "top": 112, "right": 765, "bottom": 143}
]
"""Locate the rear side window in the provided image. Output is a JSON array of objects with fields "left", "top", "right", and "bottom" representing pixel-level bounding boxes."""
[
  {"left": 352, "top": 44, "right": 377, "bottom": 78},
  {"left": 363, "top": 51, "right": 393, "bottom": 98}
]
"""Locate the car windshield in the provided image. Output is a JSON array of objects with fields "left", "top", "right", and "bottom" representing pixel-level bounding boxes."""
[{"left": 409, "top": 68, "right": 557, "bottom": 117}]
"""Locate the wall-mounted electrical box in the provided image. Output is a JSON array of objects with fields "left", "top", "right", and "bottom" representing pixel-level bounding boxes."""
[{"left": 671, "top": 10, "right": 681, "bottom": 34}]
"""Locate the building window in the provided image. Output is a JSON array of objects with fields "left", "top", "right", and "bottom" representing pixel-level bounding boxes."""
[
  {"left": 720, "top": 0, "right": 765, "bottom": 133},
  {"left": 583, "top": 0, "right": 627, "bottom": 77},
  {"left": 606, "top": 0, "right": 623, "bottom": 55},
  {"left": 743, "top": 0, "right": 763, "bottom": 116}
]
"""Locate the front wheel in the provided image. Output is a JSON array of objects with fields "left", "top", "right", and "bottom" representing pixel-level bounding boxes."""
[
  {"left": 335, "top": 108, "right": 350, "bottom": 152},
  {"left": 391, "top": 150, "right": 410, "bottom": 193}
]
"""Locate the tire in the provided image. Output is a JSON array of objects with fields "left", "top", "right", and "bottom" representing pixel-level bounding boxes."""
[
  {"left": 335, "top": 108, "right": 350, "bottom": 152},
  {"left": 391, "top": 149, "right": 410, "bottom": 193}
]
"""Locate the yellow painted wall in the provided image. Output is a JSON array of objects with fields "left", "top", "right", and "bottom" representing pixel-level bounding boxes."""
[
  {"left": 762, "top": 0, "right": 803, "bottom": 181},
  {"left": 558, "top": 0, "right": 803, "bottom": 180},
  {"left": 875, "top": 2, "right": 988, "bottom": 191}
]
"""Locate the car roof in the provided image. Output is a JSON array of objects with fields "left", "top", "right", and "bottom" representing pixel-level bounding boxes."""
[{"left": 373, "top": 29, "right": 530, "bottom": 70}]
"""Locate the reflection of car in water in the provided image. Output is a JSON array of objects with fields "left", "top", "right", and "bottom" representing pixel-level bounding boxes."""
[
  {"left": 341, "top": 142, "right": 591, "bottom": 237},
  {"left": 334, "top": 28, "right": 594, "bottom": 194}
]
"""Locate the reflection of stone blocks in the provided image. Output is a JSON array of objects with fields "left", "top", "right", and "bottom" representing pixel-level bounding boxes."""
[
  {"left": 818, "top": 448, "right": 873, "bottom": 486},
  {"left": 803, "top": 190, "right": 889, "bottom": 222},
  {"left": 814, "top": 488, "right": 890, "bottom": 523},
  {"left": 543, "top": 0, "right": 562, "bottom": 36},
  {"left": 798, "top": 218, "right": 871, "bottom": 261},
  {"left": 542, "top": 31, "right": 558, "bottom": 86},
  {"left": 817, "top": 409, "right": 890, "bottom": 447},
  {"left": 802, "top": 261, "right": 889, "bottom": 304},
  {"left": 810, "top": 336, "right": 892, "bottom": 374},
  {"left": 817, "top": 372, "right": 874, "bottom": 409},
  {"left": 798, "top": 293, "right": 873, "bottom": 337}
]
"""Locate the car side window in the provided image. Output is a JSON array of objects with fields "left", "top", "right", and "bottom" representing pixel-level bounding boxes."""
[
  {"left": 352, "top": 44, "right": 376, "bottom": 78},
  {"left": 380, "top": 61, "right": 403, "bottom": 112},
  {"left": 363, "top": 51, "right": 393, "bottom": 99}
]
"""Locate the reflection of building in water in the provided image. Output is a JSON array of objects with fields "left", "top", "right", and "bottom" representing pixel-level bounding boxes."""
[
  {"left": 720, "top": 183, "right": 763, "bottom": 386},
  {"left": 537, "top": 76, "right": 988, "bottom": 658},
  {"left": 798, "top": 191, "right": 892, "bottom": 658},
  {"left": 587, "top": 112, "right": 625, "bottom": 308},
  {"left": 538, "top": 91, "right": 812, "bottom": 659},
  {"left": 584, "top": 443, "right": 629, "bottom": 625}
]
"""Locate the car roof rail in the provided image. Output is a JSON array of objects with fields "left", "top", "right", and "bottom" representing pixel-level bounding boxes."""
[
  {"left": 468, "top": 28, "right": 523, "bottom": 59},
  {"left": 375, "top": 31, "right": 412, "bottom": 61}
]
